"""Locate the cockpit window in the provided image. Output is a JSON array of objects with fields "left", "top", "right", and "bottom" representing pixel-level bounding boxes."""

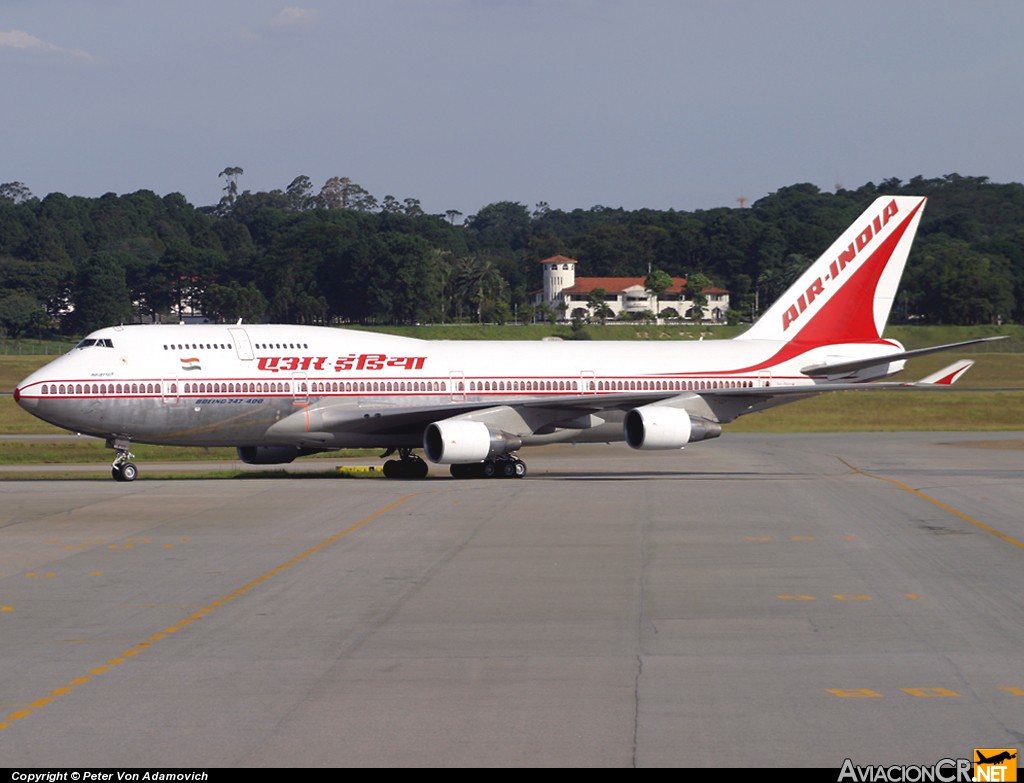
[{"left": 75, "top": 338, "right": 114, "bottom": 349}]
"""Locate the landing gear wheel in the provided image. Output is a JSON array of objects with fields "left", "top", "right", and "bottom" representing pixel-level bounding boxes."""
[
  {"left": 382, "top": 450, "right": 429, "bottom": 479},
  {"left": 450, "top": 458, "right": 526, "bottom": 479},
  {"left": 409, "top": 457, "right": 428, "bottom": 479},
  {"left": 450, "top": 463, "right": 473, "bottom": 479},
  {"left": 109, "top": 438, "right": 137, "bottom": 483}
]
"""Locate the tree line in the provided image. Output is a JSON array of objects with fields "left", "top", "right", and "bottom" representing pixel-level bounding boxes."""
[{"left": 0, "top": 172, "right": 1021, "bottom": 337}]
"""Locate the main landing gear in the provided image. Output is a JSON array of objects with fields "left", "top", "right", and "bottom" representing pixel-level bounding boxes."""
[
  {"left": 381, "top": 448, "right": 429, "bottom": 479},
  {"left": 108, "top": 437, "right": 138, "bottom": 482},
  {"left": 450, "top": 456, "right": 527, "bottom": 480},
  {"left": 379, "top": 449, "right": 528, "bottom": 479}
]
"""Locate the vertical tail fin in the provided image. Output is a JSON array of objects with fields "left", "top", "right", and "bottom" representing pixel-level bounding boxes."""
[{"left": 738, "top": 196, "right": 927, "bottom": 345}]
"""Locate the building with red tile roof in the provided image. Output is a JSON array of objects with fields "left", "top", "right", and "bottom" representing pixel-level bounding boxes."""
[{"left": 535, "top": 256, "right": 730, "bottom": 322}]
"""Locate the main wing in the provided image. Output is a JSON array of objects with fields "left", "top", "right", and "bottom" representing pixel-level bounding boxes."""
[
  {"left": 800, "top": 336, "right": 1006, "bottom": 376},
  {"left": 262, "top": 358, "right": 980, "bottom": 451}
]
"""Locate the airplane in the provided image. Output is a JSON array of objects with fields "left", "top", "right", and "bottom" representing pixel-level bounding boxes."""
[
  {"left": 976, "top": 751, "right": 1016, "bottom": 765},
  {"left": 14, "top": 195, "right": 1004, "bottom": 482}
]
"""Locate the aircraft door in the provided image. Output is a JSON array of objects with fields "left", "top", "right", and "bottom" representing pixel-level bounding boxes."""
[
  {"left": 228, "top": 327, "right": 254, "bottom": 361},
  {"left": 580, "top": 370, "right": 596, "bottom": 394},
  {"left": 449, "top": 371, "right": 465, "bottom": 402},
  {"left": 161, "top": 378, "right": 180, "bottom": 405},
  {"left": 758, "top": 370, "right": 772, "bottom": 388},
  {"left": 292, "top": 372, "right": 308, "bottom": 404}
]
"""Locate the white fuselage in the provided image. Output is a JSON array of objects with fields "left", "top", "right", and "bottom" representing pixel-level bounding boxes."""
[{"left": 15, "top": 323, "right": 903, "bottom": 449}]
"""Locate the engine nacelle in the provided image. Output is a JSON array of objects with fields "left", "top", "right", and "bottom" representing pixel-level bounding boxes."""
[
  {"left": 623, "top": 406, "right": 722, "bottom": 450},
  {"left": 423, "top": 420, "right": 523, "bottom": 464},
  {"left": 237, "top": 446, "right": 302, "bottom": 464}
]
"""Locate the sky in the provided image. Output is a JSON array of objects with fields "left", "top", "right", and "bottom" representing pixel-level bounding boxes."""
[{"left": 3, "top": 0, "right": 1023, "bottom": 217}]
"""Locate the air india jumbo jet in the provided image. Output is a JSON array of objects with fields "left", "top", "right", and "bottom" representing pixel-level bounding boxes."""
[{"left": 14, "top": 196, "right": 999, "bottom": 481}]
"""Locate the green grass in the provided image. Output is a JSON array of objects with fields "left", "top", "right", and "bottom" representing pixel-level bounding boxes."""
[
  {"left": 884, "top": 352, "right": 1024, "bottom": 389},
  {"left": 0, "top": 436, "right": 380, "bottom": 463},
  {"left": 0, "top": 468, "right": 377, "bottom": 481},
  {"left": 353, "top": 322, "right": 747, "bottom": 342},
  {"left": 352, "top": 322, "right": 1024, "bottom": 348},
  {"left": 3, "top": 324, "right": 1023, "bottom": 352},
  {"left": 729, "top": 391, "right": 1024, "bottom": 432},
  {"left": 0, "top": 338, "right": 75, "bottom": 356},
  {"left": 0, "top": 398, "right": 67, "bottom": 434},
  {"left": 886, "top": 324, "right": 1024, "bottom": 351},
  {"left": 0, "top": 354, "right": 59, "bottom": 392},
  {"left": 0, "top": 440, "right": 239, "bottom": 464}
]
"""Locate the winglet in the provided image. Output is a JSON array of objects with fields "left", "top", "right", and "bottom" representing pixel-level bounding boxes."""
[{"left": 914, "top": 359, "right": 975, "bottom": 386}]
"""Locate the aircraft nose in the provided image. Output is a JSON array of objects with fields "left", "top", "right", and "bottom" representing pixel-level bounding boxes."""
[{"left": 13, "top": 382, "right": 36, "bottom": 411}]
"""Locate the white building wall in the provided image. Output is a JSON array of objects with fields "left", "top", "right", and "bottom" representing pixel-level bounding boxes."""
[
  {"left": 542, "top": 259, "right": 576, "bottom": 305},
  {"left": 535, "top": 258, "right": 730, "bottom": 323}
]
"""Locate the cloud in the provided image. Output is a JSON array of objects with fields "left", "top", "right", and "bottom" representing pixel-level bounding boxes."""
[
  {"left": 268, "top": 7, "right": 320, "bottom": 30},
  {"left": 0, "top": 29, "right": 94, "bottom": 64},
  {"left": 241, "top": 7, "right": 320, "bottom": 40}
]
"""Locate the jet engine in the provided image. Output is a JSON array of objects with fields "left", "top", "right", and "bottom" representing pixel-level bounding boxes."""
[
  {"left": 623, "top": 406, "right": 722, "bottom": 450},
  {"left": 423, "top": 420, "right": 523, "bottom": 464}
]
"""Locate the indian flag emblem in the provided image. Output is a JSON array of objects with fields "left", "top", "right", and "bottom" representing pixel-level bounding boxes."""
[{"left": 180, "top": 357, "right": 201, "bottom": 371}]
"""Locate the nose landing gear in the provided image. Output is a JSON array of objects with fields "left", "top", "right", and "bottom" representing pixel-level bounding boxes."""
[{"left": 108, "top": 437, "right": 138, "bottom": 482}]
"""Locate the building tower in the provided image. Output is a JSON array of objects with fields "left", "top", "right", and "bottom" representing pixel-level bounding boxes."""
[{"left": 540, "top": 255, "right": 577, "bottom": 305}]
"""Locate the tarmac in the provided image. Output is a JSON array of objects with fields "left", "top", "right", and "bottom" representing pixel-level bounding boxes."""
[{"left": 0, "top": 432, "right": 1021, "bottom": 767}]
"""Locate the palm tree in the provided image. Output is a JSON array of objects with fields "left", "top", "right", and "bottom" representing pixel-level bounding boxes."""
[{"left": 452, "top": 256, "right": 508, "bottom": 323}]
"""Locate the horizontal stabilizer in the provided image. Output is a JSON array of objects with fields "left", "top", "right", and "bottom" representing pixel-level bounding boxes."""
[
  {"left": 800, "top": 336, "right": 1007, "bottom": 376},
  {"left": 913, "top": 359, "right": 974, "bottom": 386}
]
